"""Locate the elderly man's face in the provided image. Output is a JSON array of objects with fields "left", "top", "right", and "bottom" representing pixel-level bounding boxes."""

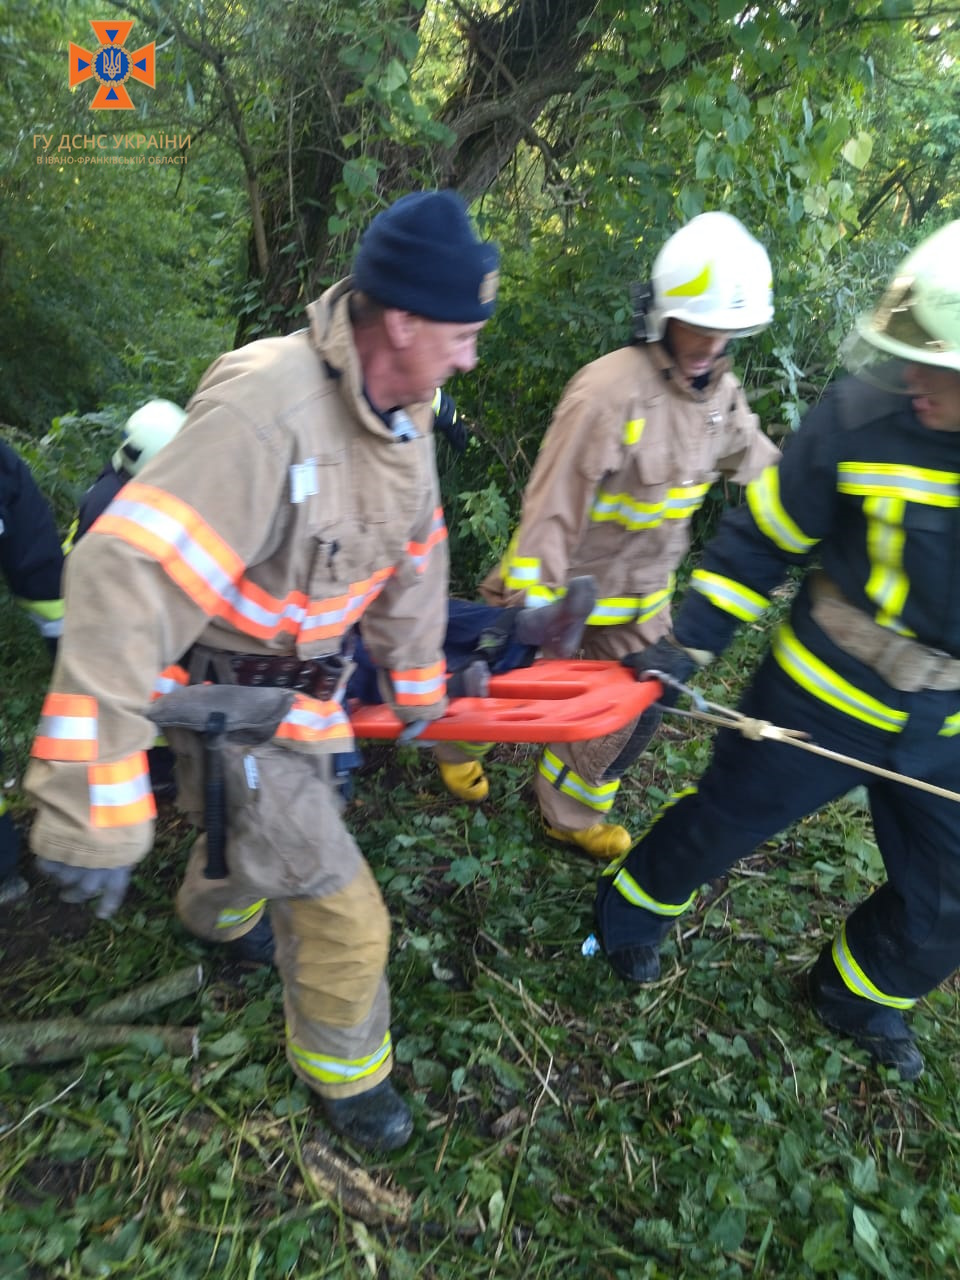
[{"left": 397, "top": 317, "right": 486, "bottom": 405}]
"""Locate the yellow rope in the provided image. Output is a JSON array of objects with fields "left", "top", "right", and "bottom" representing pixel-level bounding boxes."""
[{"left": 655, "top": 677, "right": 960, "bottom": 805}]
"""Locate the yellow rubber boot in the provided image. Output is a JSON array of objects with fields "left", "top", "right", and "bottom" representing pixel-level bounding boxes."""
[
  {"left": 544, "top": 822, "right": 632, "bottom": 861},
  {"left": 438, "top": 760, "right": 489, "bottom": 803}
]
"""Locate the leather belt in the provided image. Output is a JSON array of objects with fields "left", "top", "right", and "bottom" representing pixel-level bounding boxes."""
[
  {"left": 187, "top": 644, "right": 352, "bottom": 700},
  {"left": 808, "top": 572, "right": 960, "bottom": 693}
]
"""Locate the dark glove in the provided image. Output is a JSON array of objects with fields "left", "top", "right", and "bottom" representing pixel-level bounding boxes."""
[
  {"left": 36, "top": 858, "right": 134, "bottom": 919},
  {"left": 620, "top": 637, "right": 699, "bottom": 707},
  {"left": 432, "top": 390, "right": 469, "bottom": 454}
]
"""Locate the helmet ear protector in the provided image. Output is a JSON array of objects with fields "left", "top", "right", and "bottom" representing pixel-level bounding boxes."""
[{"left": 630, "top": 280, "right": 654, "bottom": 342}]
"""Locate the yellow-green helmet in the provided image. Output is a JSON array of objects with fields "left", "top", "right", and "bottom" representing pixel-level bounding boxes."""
[
  {"left": 113, "top": 399, "right": 187, "bottom": 476},
  {"left": 854, "top": 220, "right": 960, "bottom": 371}
]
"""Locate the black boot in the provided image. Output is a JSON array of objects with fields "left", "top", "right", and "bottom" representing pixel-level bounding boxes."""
[
  {"left": 223, "top": 913, "right": 275, "bottom": 966},
  {"left": 604, "top": 940, "right": 662, "bottom": 983},
  {"left": 595, "top": 898, "right": 672, "bottom": 984},
  {"left": 514, "top": 576, "right": 597, "bottom": 657},
  {"left": 322, "top": 1078, "right": 413, "bottom": 1152},
  {"left": 808, "top": 949, "right": 924, "bottom": 1081}
]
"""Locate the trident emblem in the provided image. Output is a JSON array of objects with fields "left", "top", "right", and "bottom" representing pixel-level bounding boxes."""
[{"left": 69, "top": 20, "right": 156, "bottom": 111}]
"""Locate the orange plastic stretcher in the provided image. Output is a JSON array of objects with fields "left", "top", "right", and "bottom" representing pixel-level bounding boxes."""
[{"left": 347, "top": 659, "right": 664, "bottom": 743}]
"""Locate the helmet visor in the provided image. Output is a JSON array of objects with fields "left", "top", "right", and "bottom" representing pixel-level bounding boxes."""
[{"left": 841, "top": 329, "right": 915, "bottom": 393}]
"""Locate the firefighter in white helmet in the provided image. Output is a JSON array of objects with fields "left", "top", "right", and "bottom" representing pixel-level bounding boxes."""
[
  {"left": 70, "top": 399, "right": 187, "bottom": 544},
  {"left": 474, "top": 212, "right": 780, "bottom": 859},
  {"left": 596, "top": 220, "right": 960, "bottom": 1081}
]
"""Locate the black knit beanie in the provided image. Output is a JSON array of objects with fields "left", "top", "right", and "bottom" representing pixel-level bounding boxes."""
[{"left": 353, "top": 190, "right": 500, "bottom": 323}]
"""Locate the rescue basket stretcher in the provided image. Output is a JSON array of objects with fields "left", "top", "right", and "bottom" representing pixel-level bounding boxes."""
[{"left": 347, "top": 659, "right": 664, "bottom": 743}]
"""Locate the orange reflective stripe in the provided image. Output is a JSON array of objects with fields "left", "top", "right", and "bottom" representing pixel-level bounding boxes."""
[
  {"left": 151, "top": 664, "right": 190, "bottom": 699},
  {"left": 392, "top": 660, "right": 447, "bottom": 706},
  {"left": 89, "top": 754, "right": 156, "bottom": 828},
  {"left": 94, "top": 482, "right": 245, "bottom": 616},
  {"left": 96, "top": 482, "right": 397, "bottom": 647},
  {"left": 407, "top": 507, "right": 448, "bottom": 573},
  {"left": 216, "top": 578, "right": 308, "bottom": 641},
  {"left": 299, "top": 568, "right": 394, "bottom": 643},
  {"left": 274, "top": 693, "right": 354, "bottom": 744},
  {"left": 32, "top": 692, "right": 98, "bottom": 762}
]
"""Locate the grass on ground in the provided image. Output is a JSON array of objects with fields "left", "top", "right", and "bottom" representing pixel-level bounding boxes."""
[{"left": 2, "top": 610, "right": 960, "bottom": 1279}]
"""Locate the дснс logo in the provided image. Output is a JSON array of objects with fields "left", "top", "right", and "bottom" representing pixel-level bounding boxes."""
[{"left": 69, "top": 20, "right": 156, "bottom": 111}]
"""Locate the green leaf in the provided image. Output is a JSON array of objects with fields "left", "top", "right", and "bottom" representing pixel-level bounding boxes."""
[
  {"left": 842, "top": 131, "right": 874, "bottom": 170},
  {"left": 852, "top": 1205, "right": 893, "bottom": 1277},
  {"left": 708, "top": 1206, "right": 746, "bottom": 1251},
  {"left": 801, "top": 1221, "right": 845, "bottom": 1271},
  {"left": 661, "top": 41, "right": 686, "bottom": 71},
  {"left": 380, "top": 57, "right": 409, "bottom": 93}
]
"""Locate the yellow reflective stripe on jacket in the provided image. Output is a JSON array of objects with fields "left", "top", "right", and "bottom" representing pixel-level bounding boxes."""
[
  {"left": 611, "top": 867, "right": 697, "bottom": 916},
  {"left": 690, "top": 569, "right": 768, "bottom": 622},
  {"left": 590, "top": 482, "right": 711, "bottom": 531},
  {"left": 216, "top": 900, "right": 267, "bottom": 929},
  {"left": 832, "top": 925, "right": 915, "bottom": 1009},
  {"left": 538, "top": 747, "right": 620, "bottom": 813},
  {"left": 505, "top": 559, "right": 540, "bottom": 590},
  {"left": 288, "top": 1030, "right": 392, "bottom": 1085},
  {"left": 62, "top": 516, "right": 79, "bottom": 555},
  {"left": 837, "top": 462, "right": 960, "bottom": 506},
  {"left": 623, "top": 417, "right": 645, "bottom": 445},
  {"left": 939, "top": 710, "right": 960, "bottom": 737},
  {"left": 862, "top": 496, "right": 913, "bottom": 634},
  {"left": 17, "top": 597, "right": 65, "bottom": 638},
  {"left": 746, "top": 465, "right": 818, "bottom": 554},
  {"left": 521, "top": 580, "right": 673, "bottom": 626},
  {"left": 772, "top": 622, "right": 907, "bottom": 732},
  {"left": 588, "top": 578, "right": 674, "bottom": 626}
]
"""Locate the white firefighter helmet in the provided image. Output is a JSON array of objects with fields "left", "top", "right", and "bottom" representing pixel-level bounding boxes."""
[
  {"left": 113, "top": 399, "right": 187, "bottom": 476},
  {"left": 645, "top": 211, "right": 774, "bottom": 341},
  {"left": 851, "top": 220, "right": 960, "bottom": 373}
]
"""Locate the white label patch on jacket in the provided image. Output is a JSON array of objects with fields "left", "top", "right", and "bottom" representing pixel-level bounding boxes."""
[
  {"left": 289, "top": 460, "right": 319, "bottom": 504},
  {"left": 243, "top": 754, "right": 260, "bottom": 790}
]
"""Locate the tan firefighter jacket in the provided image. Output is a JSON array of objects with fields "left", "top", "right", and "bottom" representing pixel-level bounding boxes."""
[
  {"left": 26, "top": 279, "right": 449, "bottom": 868},
  {"left": 481, "top": 341, "right": 780, "bottom": 628}
]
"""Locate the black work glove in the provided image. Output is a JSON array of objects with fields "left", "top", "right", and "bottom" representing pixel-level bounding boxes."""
[
  {"left": 620, "top": 636, "right": 699, "bottom": 707},
  {"left": 432, "top": 390, "right": 469, "bottom": 454}
]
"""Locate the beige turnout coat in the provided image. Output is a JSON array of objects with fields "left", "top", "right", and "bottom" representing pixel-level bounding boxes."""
[
  {"left": 27, "top": 280, "right": 450, "bottom": 869},
  {"left": 482, "top": 339, "right": 780, "bottom": 830},
  {"left": 483, "top": 341, "right": 779, "bottom": 638}
]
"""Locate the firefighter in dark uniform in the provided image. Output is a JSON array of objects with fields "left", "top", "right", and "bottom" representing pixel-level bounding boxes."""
[
  {"left": 596, "top": 219, "right": 960, "bottom": 1081},
  {"left": 0, "top": 439, "right": 64, "bottom": 901}
]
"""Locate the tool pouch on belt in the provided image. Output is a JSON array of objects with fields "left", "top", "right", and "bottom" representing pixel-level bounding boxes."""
[
  {"left": 808, "top": 571, "right": 960, "bottom": 693},
  {"left": 147, "top": 685, "right": 354, "bottom": 897}
]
